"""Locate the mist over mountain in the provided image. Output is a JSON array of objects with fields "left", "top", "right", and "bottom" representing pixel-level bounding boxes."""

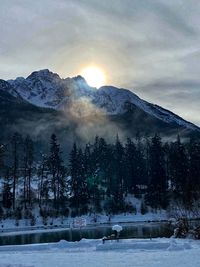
[{"left": 0, "top": 69, "right": 199, "bottom": 151}]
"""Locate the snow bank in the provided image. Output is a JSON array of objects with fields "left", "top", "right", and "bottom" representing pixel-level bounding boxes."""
[
  {"left": 0, "top": 265, "right": 32, "bottom": 267},
  {"left": 0, "top": 238, "right": 194, "bottom": 253},
  {"left": 0, "top": 209, "right": 167, "bottom": 235},
  {"left": 0, "top": 238, "right": 199, "bottom": 267}
]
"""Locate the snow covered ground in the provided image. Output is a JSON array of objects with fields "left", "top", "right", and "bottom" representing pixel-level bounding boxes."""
[{"left": 0, "top": 238, "right": 200, "bottom": 267}]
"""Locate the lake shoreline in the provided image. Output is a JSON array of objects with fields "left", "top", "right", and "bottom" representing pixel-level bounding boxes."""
[{"left": 0, "top": 219, "right": 171, "bottom": 236}]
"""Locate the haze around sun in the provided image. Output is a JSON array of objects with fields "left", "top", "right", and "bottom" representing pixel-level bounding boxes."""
[{"left": 81, "top": 66, "right": 106, "bottom": 88}]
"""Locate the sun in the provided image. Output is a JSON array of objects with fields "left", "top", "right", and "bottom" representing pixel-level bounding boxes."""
[{"left": 81, "top": 66, "right": 106, "bottom": 88}]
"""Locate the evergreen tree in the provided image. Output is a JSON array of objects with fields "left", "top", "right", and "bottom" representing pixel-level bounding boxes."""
[
  {"left": 124, "top": 138, "right": 137, "bottom": 193},
  {"left": 86, "top": 136, "right": 102, "bottom": 210},
  {"left": 77, "top": 148, "right": 88, "bottom": 203},
  {"left": 124, "top": 138, "right": 147, "bottom": 195},
  {"left": 188, "top": 138, "right": 200, "bottom": 198},
  {"left": 38, "top": 153, "right": 49, "bottom": 207},
  {"left": 48, "top": 134, "right": 64, "bottom": 207},
  {"left": 0, "top": 143, "right": 5, "bottom": 172},
  {"left": 145, "top": 134, "right": 168, "bottom": 208},
  {"left": 69, "top": 143, "right": 88, "bottom": 212},
  {"left": 2, "top": 169, "right": 13, "bottom": 209},
  {"left": 22, "top": 135, "right": 34, "bottom": 206},
  {"left": 169, "top": 135, "right": 188, "bottom": 198},
  {"left": 112, "top": 136, "right": 125, "bottom": 211},
  {"left": 135, "top": 138, "right": 147, "bottom": 190},
  {"left": 10, "top": 133, "right": 22, "bottom": 209}
]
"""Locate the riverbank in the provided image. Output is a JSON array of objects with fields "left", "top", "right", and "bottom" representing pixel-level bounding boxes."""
[{"left": 0, "top": 211, "right": 167, "bottom": 234}]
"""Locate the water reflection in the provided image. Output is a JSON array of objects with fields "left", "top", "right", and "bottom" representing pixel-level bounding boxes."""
[{"left": 0, "top": 222, "right": 174, "bottom": 246}]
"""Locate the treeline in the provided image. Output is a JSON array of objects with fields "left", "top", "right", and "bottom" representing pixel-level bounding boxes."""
[{"left": 1, "top": 133, "right": 200, "bottom": 219}]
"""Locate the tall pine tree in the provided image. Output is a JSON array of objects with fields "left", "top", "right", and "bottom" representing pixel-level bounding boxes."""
[{"left": 146, "top": 134, "right": 168, "bottom": 208}]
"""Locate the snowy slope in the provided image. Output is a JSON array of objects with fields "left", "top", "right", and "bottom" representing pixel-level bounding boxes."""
[
  {"left": 0, "top": 79, "right": 21, "bottom": 99},
  {"left": 94, "top": 86, "right": 198, "bottom": 130},
  {"left": 8, "top": 70, "right": 95, "bottom": 109},
  {"left": 4, "top": 69, "right": 200, "bottom": 132}
]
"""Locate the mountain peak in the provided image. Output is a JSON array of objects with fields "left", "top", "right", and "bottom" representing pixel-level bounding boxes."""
[
  {"left": 72, "top": 75, "right": 86, "bottom": 82},
  {"left": 72, "top": 75, "right": 94, "bottom": 91},
  {"left": 27, "top": 69, "right": 60, "bottom": 81}
]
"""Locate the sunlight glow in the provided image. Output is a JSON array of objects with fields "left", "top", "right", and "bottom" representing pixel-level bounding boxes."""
[{"left": 81, "top": 66, "right": 106, "bottom": 88}]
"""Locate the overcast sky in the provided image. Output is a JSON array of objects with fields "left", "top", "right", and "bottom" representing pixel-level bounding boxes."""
[{"left": 1, "top": 0, "right": 200, "bottom": 125}]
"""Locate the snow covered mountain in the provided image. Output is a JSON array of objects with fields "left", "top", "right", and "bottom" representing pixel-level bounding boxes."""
[
  {"left": 5, "top": 69, "right": 199, "bottom": 132},
  {"left": 0, "top": 79, "right": 22, "bottom": 99},
  {"left": 94, "top": 86, "right": 198, "bottom": 131},
  {"left": 8, "top": 70, "right": 95, "bottom": 109}
]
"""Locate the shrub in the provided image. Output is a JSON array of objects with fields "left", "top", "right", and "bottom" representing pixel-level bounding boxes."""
[
  {"left": 174, "top": 218, "right": 189, "bottom": 238},
  {"left": 193, "top": 226, "right": 200, "bottom": 239}
]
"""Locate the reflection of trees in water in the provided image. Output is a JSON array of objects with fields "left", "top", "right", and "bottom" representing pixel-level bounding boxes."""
[{"left": 0, "top": 223, "right": 174, "bottom": 245}]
